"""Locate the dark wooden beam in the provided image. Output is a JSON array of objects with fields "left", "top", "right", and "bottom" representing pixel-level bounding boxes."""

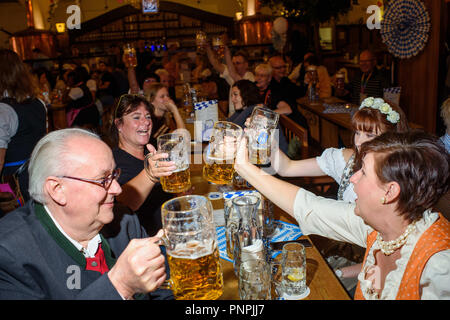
[{"left": 69, "top": 1, "right": 234, "bottom": 40}]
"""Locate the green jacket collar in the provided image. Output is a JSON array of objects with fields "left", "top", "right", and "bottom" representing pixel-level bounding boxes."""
[{"left": 34, "top": 203, "right": 116, "bottom": 270}]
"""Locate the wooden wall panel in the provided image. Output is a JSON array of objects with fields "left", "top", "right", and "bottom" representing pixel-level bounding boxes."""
[{"left": 397, "top": 0, "right": 444, "bottom": 133}]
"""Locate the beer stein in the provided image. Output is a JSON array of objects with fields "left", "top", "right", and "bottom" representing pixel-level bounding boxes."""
[
  {"left": 203, "top": 121, "right": 243, "bottom": 184},
  {"left": 123, "top": 43, "right": 137, "bottom": 68},
  {"left": 232, "top": 195, "right": 265, "bottom": 276},
  {"left": 239, "top": 258, "right": 271, "bottom": 300},
  {"left": 334, "top": 72, "right": 346, "bottom": 97},
  {"left": 195, "top": 31, "right": 207, "bottom": 54},
  {"left": 335, "top": 72, "right": 345, "bottom": 90},
  {"left": 160, "top": 195, "right": 223, "bottom": 300},
  {"left": 224, "top": 196, "right": 240, "bottom": 260},
  {"left": 306, "top": 65, "right": 319, "bottom": 101},
  {"left": 247, "top": 106, "right": 279, "bottom": 166},
  {"left": 144, "top": 132, "right": 191, "bottom": 193},
  {"left": 212, "top": 35, "right": 225, "bottom": 59}
]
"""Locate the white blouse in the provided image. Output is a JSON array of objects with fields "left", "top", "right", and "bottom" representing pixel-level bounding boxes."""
[
  {"left": 293, "top": 188, "right": 450, "bottom": 300},
  {"left": 316, "top": 147, "right": 356, "bottom": 203},
  {"left": 0, "top": 102, "right": 18, "bottom": 149}
]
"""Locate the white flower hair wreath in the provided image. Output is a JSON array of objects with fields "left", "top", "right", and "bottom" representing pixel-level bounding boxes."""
[{"left": 359, "top": 97, "right": 400, "bottom": 124}]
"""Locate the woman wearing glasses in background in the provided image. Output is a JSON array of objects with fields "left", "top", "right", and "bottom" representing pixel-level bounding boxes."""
[{"left": 110, "top": 94, "right": 176, "bottom": 236}]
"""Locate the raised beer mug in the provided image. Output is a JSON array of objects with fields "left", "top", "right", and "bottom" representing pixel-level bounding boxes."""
[
  {"left": 195, "top": 31, "right": 207, "bottom": 54},
  {"left": 123, "top": 43, "right": 137, "bottom": 68},
  {"left": 212, "top": 35, "right": 225, "bottom": 59},
  {"left": 203, "top": 121, "right": 243, "bottom": 184},
  {"left": 145, "top": 132, "right": 191, "bottom": 193},
  {"left": 247, "top": 106, "right": 280, "bottom": 166},
  {"left": 160, "top": 195, "right": 224, "bottom": 300}
]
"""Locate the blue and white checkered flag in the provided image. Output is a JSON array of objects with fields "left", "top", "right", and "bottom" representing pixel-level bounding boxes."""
[{"left": 194, "top": 100, "right": 218, "bottom": 111}]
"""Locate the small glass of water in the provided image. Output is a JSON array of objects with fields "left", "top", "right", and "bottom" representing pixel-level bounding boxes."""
[{"left": 281, "top": 242, "right": 307, "bottom": 297}]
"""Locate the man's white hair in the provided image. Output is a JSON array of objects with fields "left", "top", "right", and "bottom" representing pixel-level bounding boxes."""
[
  {"left": 255, "top": 63, "right": 272, "bottom": 76},
  {"left": 155, "top": 68, "right": 169, "bottom": 77},
  {"left": 28, "top": 128, "right": 100, "bottom": 204}
]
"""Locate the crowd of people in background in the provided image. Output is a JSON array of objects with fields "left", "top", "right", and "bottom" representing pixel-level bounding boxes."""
[{"left": 25, "top": 39, "right": 397, "bottom": 132}]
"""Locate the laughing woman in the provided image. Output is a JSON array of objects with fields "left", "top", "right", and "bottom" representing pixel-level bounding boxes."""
[{"left": 111, "top": 94, "right": 176, "bottom": 236}]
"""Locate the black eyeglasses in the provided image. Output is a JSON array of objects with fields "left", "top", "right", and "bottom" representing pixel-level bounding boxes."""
[{"left": 58, "top": 168, "right": 121, "bottom": 190}]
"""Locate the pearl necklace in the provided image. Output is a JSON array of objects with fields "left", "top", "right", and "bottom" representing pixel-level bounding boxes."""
[{"left": 376, "top": 222, "right": 416, "bottom": 256}]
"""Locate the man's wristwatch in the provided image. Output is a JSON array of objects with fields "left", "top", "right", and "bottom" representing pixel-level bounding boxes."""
[{"left": 335, "top": 269, "right": 343, "bottom": 278}]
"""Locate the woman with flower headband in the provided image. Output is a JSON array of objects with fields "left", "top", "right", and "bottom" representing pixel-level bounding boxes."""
[
  {"left": 272, "top": 97, "right": 408, "bottom": 203},
  {"left": 235, "top": 130, "right": 450, "bottom": 299},
  {"left": 269, "top": 97, "right": 409, "bottom": 293}
]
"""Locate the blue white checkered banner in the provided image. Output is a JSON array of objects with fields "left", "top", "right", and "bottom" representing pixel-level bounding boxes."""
[{"left": 194, "top": 99, "right": 218, "bottom": 111}]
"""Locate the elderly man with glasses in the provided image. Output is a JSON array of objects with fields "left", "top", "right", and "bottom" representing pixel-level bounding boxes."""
[
  {"left": 0, "top": 128, "right": 172, "bottom": 300},
  {"left": 346, "top": 50, "right": 390, "bottom": 105},
  {"left": 254, "top": 56, "right": 309, "bottom": 131}
]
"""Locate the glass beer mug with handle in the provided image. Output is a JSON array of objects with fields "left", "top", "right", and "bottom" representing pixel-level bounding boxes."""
[
  {"left": 123, "top": 43, "right": 137, "bottom": 68},
  {"left": 160, "top": 195, "right": 223, "bottom": 300},
  {"left": 239, "top": 258, "right": 271, "bottom": 300},
  {"left": 211, "top": 34, "right": 225, "bottom": 59},
  {"left": 203, "top": 121, "right": 243, "bottom": 184},
  {"left": 195, "top": 31, "right": 207, "bottom": 55},
  {"left": 144, "top": 132, "right": 191, "bottom": 193},
  {"left": 247, "top": 106, "right": 280, "bottom": 166}
]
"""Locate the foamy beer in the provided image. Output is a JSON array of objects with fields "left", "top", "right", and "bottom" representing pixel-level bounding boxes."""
[
  {"left": 203, "top": 121, "right": 243, "bottom": 184},
  {"left": 144, "top": 132, "right": 191, "bottom": 193},
  {"left": 212, "top": 35, "right": 225, "bottom": 59},
  {"left": 123, "top": 43, "right": 137, "bottom": 68},
  {"left": 161, "top": 195, "right": 223, "bottom": 300},
  {"left": 247, "top": 106, "right": 279, "bottom": 166},
  {"left": 195, "top": 31, "right": 207, "bottom": 54}
]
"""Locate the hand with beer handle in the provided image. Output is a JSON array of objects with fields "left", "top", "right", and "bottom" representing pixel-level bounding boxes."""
[
  {"left": 235, "top": 135, "right": 251, "bottom": 171},
  {"left": 144, "top": 144, "right": 176, "bottom": 183},
  {"left": 107, "top": 230, "right": 167, "bottom": 300}
]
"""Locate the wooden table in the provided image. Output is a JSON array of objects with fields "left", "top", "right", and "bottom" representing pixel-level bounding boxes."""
[
  {"left": 297, "top": 96, "right": 357, "bottom": 148},
  {"left": 187, "top": 159, "right": 350, "bottom": 300},
  {"left": 297, "top": 96, "right": 423, "bottom": 149}
]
